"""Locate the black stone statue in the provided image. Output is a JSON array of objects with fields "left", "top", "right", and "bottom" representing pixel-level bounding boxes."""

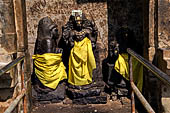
[
  {"left": 59, "top": 12, "right": 98, "bottom": 72},
  {"left": 102, "top": 40, "right": 120, "bottom": 87},
  {"left": 59, "top": 11, "right": 107, "bottom": 104},
  {"left": 32, "top": 17, "right": 66, "bottom": 103},
  {"left": 102, "top": 27, "right": 135, "bottom": 98}
]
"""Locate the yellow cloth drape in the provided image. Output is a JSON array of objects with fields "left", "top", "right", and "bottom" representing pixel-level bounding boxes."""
[
  {"left": 32, "top": 53, "right": 67, "bottom": 89},
  {"left": 68, "top": 37, "right": 96, "bottom": 86},
  {"left": 114, "top": 53, "right": 143, "bottom": 91}
]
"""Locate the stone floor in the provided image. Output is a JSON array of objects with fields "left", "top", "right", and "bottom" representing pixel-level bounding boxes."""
[{"left": 31, "top": 97, "right": 136, "bottom": 113}]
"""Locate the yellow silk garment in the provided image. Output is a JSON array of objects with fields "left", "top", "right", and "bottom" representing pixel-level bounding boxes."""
[
  {"left": 32, "top": 53, "right": 67, "bottom": 89},
  {"left": 114, "top": 53, "right": 143, "bottom": 91},
  {"left": 68, "top": 37, "right": 96, "bottom": 86}
]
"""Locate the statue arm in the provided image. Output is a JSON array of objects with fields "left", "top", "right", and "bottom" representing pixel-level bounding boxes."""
[{"left": 84, "top": 20, "right": 98, "bottom": 49}]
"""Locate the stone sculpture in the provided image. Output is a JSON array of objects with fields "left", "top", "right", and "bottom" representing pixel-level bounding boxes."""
[
  {"left": 102, "top": 27, "right": 140, "bottom": 99},
  {"left": 59, "top": 10, "right": 107, "bottom": 104},
  {"left": 32, "top": 17, "right": 67, "bottom": 103},
  {"left": 60, "top": 10, "right": 98, "bottom": 71}
]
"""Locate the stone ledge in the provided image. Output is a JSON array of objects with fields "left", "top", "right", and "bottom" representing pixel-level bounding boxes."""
[
  {"left": 72, "top": 93, "right": 107, "bottom": 105},
  {"left": 67, "top": 87, "right": 101, "bottom": 99}
]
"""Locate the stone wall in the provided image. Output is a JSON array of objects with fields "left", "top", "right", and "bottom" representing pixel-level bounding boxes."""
[
  {"left": 0, "top": 0, "right": 17, "bottom": 88},
  {"left": 26, "top": 0, "right": 108, "bottom": 73},
  {"left": 158, "top": 0, "right": 170, "bottom": 113},
  {"left": 0, "top": 0, "right": 18, "bottom": 111},
  {"left": 158, "top": 0, "right": 170, "bottom": 49}
]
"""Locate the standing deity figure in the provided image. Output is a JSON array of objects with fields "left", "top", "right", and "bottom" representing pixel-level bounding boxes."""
[
  {"left": 60, "top": 10, "right": 98, "bottom": 87},
  {"left": 32, "top": 17, "right": 67, "bottom": 97}
]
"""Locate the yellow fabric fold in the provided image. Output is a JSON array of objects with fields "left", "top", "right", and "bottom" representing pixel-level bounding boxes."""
[
  {"left": 114, "top": 53, "right": 143, "bottom": 91},
  {"left": 32, "top": 53, "right": 67, "bottom": 89},
  {"left": 68, "top": 37, "right": 96, "bottom": 86}
]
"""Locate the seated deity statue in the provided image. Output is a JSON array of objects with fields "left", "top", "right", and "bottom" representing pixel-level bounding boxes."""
[
  {"left": 115, "top": 27, "right": 143, "bottom": 92},
  {"left": 59, "top": 10, "right": 98, "bottom": 88},
  {"left": 103, "top": 27, "right": 143, "bottom": 93},
  {"left": 32, "top": 17, "right": 67, "bottom": 96},
  {"left": 102, "top": 40, "right": 127, "bottom": 91}
]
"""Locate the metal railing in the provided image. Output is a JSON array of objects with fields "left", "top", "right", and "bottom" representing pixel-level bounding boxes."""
[
  {"left": 0, "top": 56, "right": 25, "bottom": 77},
  {"left": 127, "top": 48, "right": 170, "bottom": 113},
  {"left": 0, "top": 56, "right": 26, "bottom": 113}
]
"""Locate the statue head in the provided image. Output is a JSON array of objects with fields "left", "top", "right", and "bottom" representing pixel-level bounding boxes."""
[
  {"left": 35, "top": 17, "right": 59, "bottom": 54},
  {"left": 61, "top": 10, "right": 98, "bottom": 49},
  {"left": 37, "top": 17, "right": 58, "bottom": 40},
  {"left": 71, "top": 10, "right": 83, "bottom": 31},
  {"left": 108, "top": 40, "right": 119, "bottom": 63}
]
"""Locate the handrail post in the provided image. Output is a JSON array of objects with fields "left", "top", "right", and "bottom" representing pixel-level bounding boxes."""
[
  {"left": 21, "top": 60, "right": 27, "bottom": 113},
  {"left": 129, "top": 55, "right": 135, "bottom": 113}
]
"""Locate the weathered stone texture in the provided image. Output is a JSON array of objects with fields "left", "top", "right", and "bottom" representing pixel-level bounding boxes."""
[
  {"left": 0, "top": 0, "right": 16, "bottom": 54},
  {"left": 158, "top": 0, "right": 170, "bottom": 49},
  {"left": 0, "top": 0, "right": 18, "bottom": 88},
  {"left": 26, "top": 0, "right": 108, "bottom": 72}
]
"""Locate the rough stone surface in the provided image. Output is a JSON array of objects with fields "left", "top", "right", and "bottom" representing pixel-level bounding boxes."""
[
  {"left": 156, "top": 49, "right": 170, "bottom": 113},
  {"left": 66, "top": 81, "right": 105, "bottom": 104},
  {"left": 32, "top": 82, "right": 66, "bottom": 103},
  {"left": 32, "top": 97, "right": 134, "bottom": 113},
  {"left": 0, "top": 0, "right": 18, "bottom": 91},
  {"left": 158, "top": 0, "right": 170, "bottom": 49},
  {"left": 67, "top": 87, "right": 101, "bottom": 99},
  {"left": 162, "top": 97, "right": 170, "bottom": 113},
  {"left": 0, "top": 0, "right": 16, "bottom": 53},
  {"left": 72, "top": 94, "right": 107, "bottom": 105}
]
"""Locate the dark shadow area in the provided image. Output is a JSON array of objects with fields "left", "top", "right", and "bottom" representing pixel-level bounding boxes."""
[
  {"left": 106, "top": 1, "right": 146, "bottom": 113},
  {"left": 0, "top": 73, "right": 14, "bottom": 102},
  {"left": 107, "top": 0, "right": 144, "bottom": 55}
]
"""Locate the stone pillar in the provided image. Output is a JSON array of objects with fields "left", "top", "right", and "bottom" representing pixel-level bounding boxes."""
[
  {"left": 13, "top": 0, "right": 31, "bottom": 112},
  {"left": 145, "top": 0, "right": 162, "bottom": 112}
]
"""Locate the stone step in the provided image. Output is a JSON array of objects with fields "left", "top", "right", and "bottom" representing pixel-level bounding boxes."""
[
  {"left": 66, "top": 87, "right": 102, "bottom": 99},
  {"left": 72, "top": 92, "right": 107, "bottom": 105}
]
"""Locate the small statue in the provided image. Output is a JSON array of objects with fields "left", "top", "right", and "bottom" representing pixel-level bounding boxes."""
[
  {"left": 32, "top": 17, "right": 67, "bottom": 102},
  {"left": 114, "top": 27, "right": 143, "bottom": 92},
  {"left": 102, "top": 40, "right": 124, "bottom": 87},
  {"left": 103, "top": 27, "right": 135, "bottom": 88}
]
